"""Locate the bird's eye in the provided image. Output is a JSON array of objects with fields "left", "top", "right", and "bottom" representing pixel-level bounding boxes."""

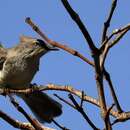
[
  {"left": 32, "top": 40, "right": 40, "bottom": 46},
  {"left": 35, "top": 41, "right": 40, "bottom": 45}
]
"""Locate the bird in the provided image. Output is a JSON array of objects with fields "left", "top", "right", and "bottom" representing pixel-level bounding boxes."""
[{"left": 0, "top": 36, "right": 62, "bottom": 123}]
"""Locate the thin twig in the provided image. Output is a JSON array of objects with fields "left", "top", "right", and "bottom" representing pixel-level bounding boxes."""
[
  {"left": 55, "top": 93, "right": 99, "bottom": 130},
  {"left": 103, "top": 70, "right": 123, "bottom": 113},
  {"left": 112, "top": 117, "right": 129, "bottom": 126},
  {"left": 68, "top": 93, "right": 99, "bottom": 130},
  {"left": 102, "top": 0, "right": 117, "bottom": 42},
  {"left": 54, "top": 94, "right": 76, "bottom": 109},
  {"left": 80, "top": 91, "right": 85, "bottom": 107},
  {"left": 0, "top": 110, "right": 35, "bottom": 130},
  {"left": 52, "top": 119, "right": 69, "bottom": 130},
  {"left": 9, "top": 96, "right": 44, "bottom": 130},
  {"left": 109, "top": 29, "right": 129, "bottom": 48},
  {"left": 100, "top": 28, "right": 130, "bottom": 68},
  {"left": 100, "top": 23, "right": 130, "bottom": 51}
]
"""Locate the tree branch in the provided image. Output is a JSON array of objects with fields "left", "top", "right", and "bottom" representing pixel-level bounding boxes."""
[
  {"left": 54, "top": 94, "right": 76, "bottom": 110},
  {"left": 25, "top": 17, "right": 94, "bottom": 67},
  {"left": 99, "top": 24, "right": 130, "bottom": 115},
  {"left": 94, "top": 56, "right": 112, "bottom": 130},
  {"left": 109, "top": 29, "right": 130, "bottom": 48},
  {"left": 1, "top": 84, "right": 129, "bottom": 119},
  {"left": 52, "top": 119, "right": 69, "bottom": 130},
  {"left": 60, "top": 0, "right": 98, "bottom": 54},
  {"left": 68, "top": 93, "right": 99, "bottom": 130},
  {"left": 9, "top": 96, "right": 45, "bottom": 130},
  {"left": 24, "top": 2, "right": 130, "bottom": 128},
  {"left": 59, "top": 1, "right": 111, "bottom": 128},
  {"left": 103, "top": 70, "right": 123, "bottom": 113},
  {"left": 25, "top": 17, "right": 124, "bottom": 121},
  {"left": 102, "top": 0, "right": 117, "bottom": 42},
  {"left": 100, "top": 23, "right": 130, "bottom": 51},
  {"left": 0, "top": 109, "right": 35, "bottom": 130}
]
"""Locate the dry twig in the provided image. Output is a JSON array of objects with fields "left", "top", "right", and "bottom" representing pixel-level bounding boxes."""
[
  {"left": 68, "top": 93, "right": 99, "bottom": 130},
  {"left": 9, "top": 96, "right": 46, "bottom": 130},
  {"left": 102, "top": 0, "right": 117, "bottom": 42},
  {"left": 0, "top": 110, "right": 35, "bottom": 130}
]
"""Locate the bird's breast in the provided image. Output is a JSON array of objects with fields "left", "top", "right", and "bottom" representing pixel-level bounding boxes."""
[{"left": 0, "top": 57, "right": 39, "bottom": 89}]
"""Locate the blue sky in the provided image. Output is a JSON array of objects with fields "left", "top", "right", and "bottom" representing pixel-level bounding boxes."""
[{"left": 0, "top": 0, "right": 130, "bottom": 130}]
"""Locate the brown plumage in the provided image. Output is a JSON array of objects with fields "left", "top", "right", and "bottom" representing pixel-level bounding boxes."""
[{"left": 0, "top": 36, "right": 62, "bottom": 123}]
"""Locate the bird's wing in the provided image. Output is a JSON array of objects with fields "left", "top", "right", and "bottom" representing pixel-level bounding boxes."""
[{"left": 0, "top": 47, "right": 7, "bottom": 70}]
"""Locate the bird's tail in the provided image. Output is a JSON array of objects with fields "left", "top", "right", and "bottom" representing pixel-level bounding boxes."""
[{"left": 19, "top": 91, "right": 62, "bottom": 123}]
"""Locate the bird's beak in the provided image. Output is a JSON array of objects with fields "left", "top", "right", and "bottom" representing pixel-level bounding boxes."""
[{"left": 48, "top": 47, "right": 59, "bottom": 51}]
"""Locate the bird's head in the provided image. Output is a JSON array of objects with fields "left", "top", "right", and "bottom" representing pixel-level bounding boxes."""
[{"left": 18, "top": 36, "right": 58, "bottom": 58}]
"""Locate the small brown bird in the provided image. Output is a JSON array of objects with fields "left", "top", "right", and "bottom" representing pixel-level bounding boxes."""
[{"left": 0, "top": 36, "right": 62, "bottom": 123}]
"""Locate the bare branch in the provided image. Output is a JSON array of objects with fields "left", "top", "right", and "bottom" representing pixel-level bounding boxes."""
[
  {"left": 0, "top": 110, "right": 35, "bottom": 130},
  {"left": 60, "top": 1, "right": 112, "bottom": 129},
  {"left": 55, "top": 93, "right": 99, "bottom": 130},
  {"left": 0, "top": 84, "right": 127, "bottom": 118},
  {"left": 60, "top": 0, "right": 98, "bottom": 54},
  {"left": 80, "top": 91, "right": 85, "bottom": 108},
  {"left": 0, "top": 84, "right": 100, "bottom": 107},
  {"left": 100, "top": 27, "right": 130, "bottom": 69},
  {"left": 105, "top": 104, "right": 115, "bottom": 126},
  {"left": 54, "top": 94, "right": 76, "bottom": 109},
  {"left": 100, "top": 43, "right": 109, "bottom": 69},
  {"left": 52, "top": 119, "right": 69, "bottom": 130},
  {"left": 109, "top": 29, "right": 130, "bottom": 48},
  {"left": 25, "top": 17, "right": 94, "bottom": 66},
  {"left": 99, "top": 25, "right": 130, "bottom": 115},
  {"left": 112, "top": 112, "right": 130, "bottom": 126},
  {"left": 94, "top": 63, "right": 112, "bottom": 130},
  {"left": 68, "top": 93, "right": 99, "bottom": 130},
  {"left": 103, "top": 70, "right": 123, "bottom": 113},
  {"left": 100, "top": 23, "right": 130, "bottom": 51},
  {"left": 9, "top": 96, "right": 46, "bottom": 130},
  {"left": 25, "top": 17, "right": 125, "bottom": 129},
  {"left": 102, "top": 0, "right": 117, "bottom": 42}
]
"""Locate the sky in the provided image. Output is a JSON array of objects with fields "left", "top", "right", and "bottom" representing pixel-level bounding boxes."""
[{"left": 0, "top": 0, "right": 130, "bottom": 130}]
